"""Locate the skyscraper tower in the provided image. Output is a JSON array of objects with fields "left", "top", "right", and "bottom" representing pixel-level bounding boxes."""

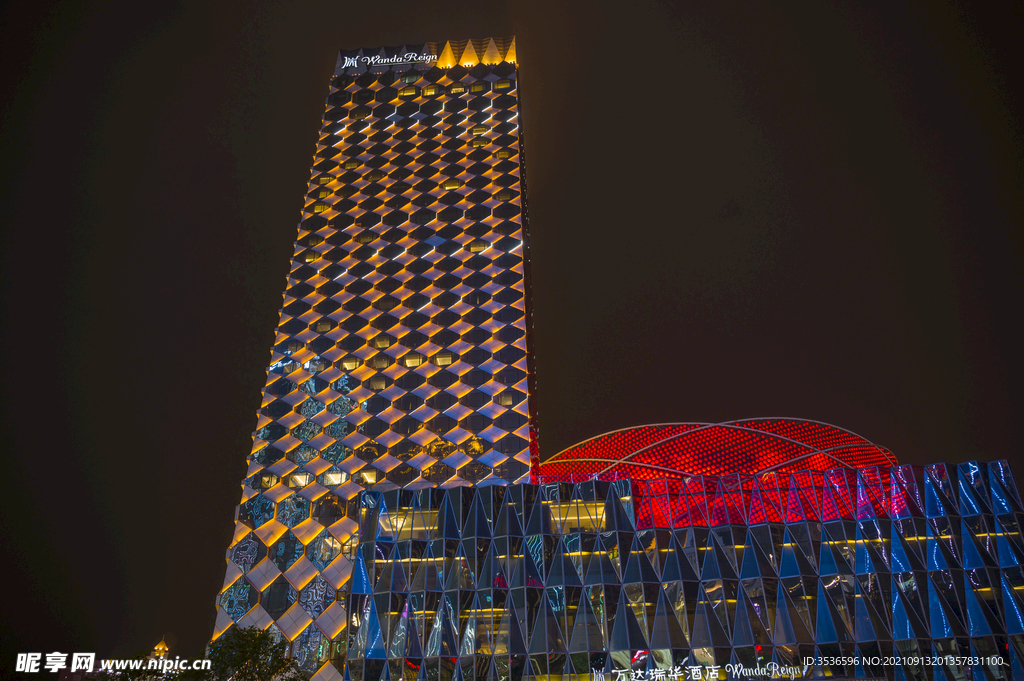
[{"left": 215, "top": 36, "right": 537, "bottom": 674}]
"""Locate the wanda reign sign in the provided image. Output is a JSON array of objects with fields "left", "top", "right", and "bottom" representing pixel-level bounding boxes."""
[{"left": 341, "top": 53, "right": 436, "bottom": 69}]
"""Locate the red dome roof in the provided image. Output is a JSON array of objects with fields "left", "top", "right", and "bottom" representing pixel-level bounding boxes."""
[{"left": 538, "top": 418, "right": 896, "bottom": 482}]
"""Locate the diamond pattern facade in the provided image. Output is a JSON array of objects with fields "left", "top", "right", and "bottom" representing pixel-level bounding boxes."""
[
  {"left": 214, "top": 37, "right": 538, "bottom": 674},
  {"left": 343, "top": 461, "right": 1022, "bottom": 681}
]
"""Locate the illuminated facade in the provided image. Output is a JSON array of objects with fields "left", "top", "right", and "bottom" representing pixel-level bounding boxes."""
[
  {"left": 213, "top": 36, "right": 1024, "bottom": 681},
  {"left": 214, "top": 36, "right": 537, "bottom": 678}
]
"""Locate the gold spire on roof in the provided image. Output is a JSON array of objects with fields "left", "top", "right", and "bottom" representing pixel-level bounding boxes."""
[
  {"left": 482, "top": 38, "right": 502, "bottom": 65},
  {"left": 152, "top": 638, "right": 169, "bottom": 659},
  {"left": 436, "top": 41, "right": 457, "bottom": 69}
]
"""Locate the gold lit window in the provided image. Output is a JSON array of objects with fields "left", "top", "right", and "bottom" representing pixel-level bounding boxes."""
[
  {"left": 401, "top": 353, "right": 425, "bottom": 368},
  {"left": 470, "top": 82, "right": 489, "bottom": 93},
  {"left": 314, "top": 319, "right": 333, "bottom": 333},
  {"left": 369, "top": 376, "right": 387, "bottom": 391},
  {"left": 315, "top": 175, "right": 333, "bottom": 185},
  {"left": 398, "top": 86, "right": 419, "bottom": 98},
  {"left": 471, "top": 125, "right": 488, "bottom": 135},
  {"left": 339, "top": 356, "right": 361, "bottom": 370},
  {"left": 497, "top": 392, "right": 516, "bottom": 407},
  {"left": 303, "top": 251, "right": 318, "bottom": 263},
  {"left": 496, "top": 189, "right": 514, "bottom": 202},
  {"left": 495, "top": 79, "right": 513, "bottom": 90},
  {"left": 432, "top": 351, "right": 455, "bottom": 367},
  {"left": 468, "top": 239, "right": 489, "bottom": 253},
  {"left": 470, "top": 137, "right": 487, "bottom": 148},
  {"left": 423, "top": 85, "right": 443, "bottom": 97},
  {"left": 313, "top": 202, "right": 329, "bottom": 213},
  {"left": 448, "top": 84, "right": 467, "bottom": 95},
  {"left": 343, "top": 160, "right": 360, "bottom": 170},
  {"left": 315, "top": 188, "right": 330, "bottom": 199},
  {"left": 496, "top": 149, "right": 513, "bottom": 159},
  {"left": 321, "top": 471, "right": 348, "bottom": 485},
  {"left": 441, "top": 178, "right": 464, "bottom": 191},
  {"left": 372, "top": 335, "right": 393, "bottom": 349}
]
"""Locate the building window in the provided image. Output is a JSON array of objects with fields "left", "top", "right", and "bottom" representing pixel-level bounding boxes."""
[
  {"left": 496, "top": 189, "right": 514, "bottom": 202},
  {"left": 400, "top": 73, "right": 420, "bottom": 84},
  {"left": 470, "top": 138, "right": 487, "bottom": 148},
  {"left": 313, "top": 319, "right": 333, "bottom": 333},
  {"left": 470, "top": 82, "right": 489, "bottom": 94},
  {"left": 423, "top": 84, "right": 443, "bottom": 97},
  {"left": 355, "top": 231, "right": 376, "bottom": 244},
  {"left": 315, "top": 175, "right": 334, "bottom": 185},
  {"left": 398, "top": 86, "right": 419, "bottom": 98},
  {"left": 441, "top": 178, "right": 464, "bottom": 191},
  {"left": 312, "top": 202, "right": 329, "bottom": 213},
  {"left": 367, "top": 355, "right": 393, "bottom": 370},
  {"left": 364, "top": 169, "right": 386, "bottom": 182},
  {"left": 432, "top": 351, "right": 456, "bottom": 367},
  {"left": 495, "top": 149, "right": 513, "bottom": 159},
  {"left": 494, "top": 79, "right": 513, "bottom": 90},
  {"left": 343, "top": 159, "right": 360, "bottom": 170},
  {"left": 353, "top": 90, "right": 374, "bottom": 104},
  {"left": 400, "top": 352, "right": 425, "bottom": 368},
  {"left": 368, "top": 376, "right": 387, "bottom": 391},
  {"left": 468, "top": 239, "right": 489, "bottom": 253},
  {"left": 338, "top": 356, "right": 361, "bottom": 371},
  {"left": 371, "top": 334, "right": 394, "bottom": 349},
  {"left": 447, "top": 83, "right": 467, "bottom": 95},
  {"left": 471, "top": 125, "right": 488, "bottom": 135}
]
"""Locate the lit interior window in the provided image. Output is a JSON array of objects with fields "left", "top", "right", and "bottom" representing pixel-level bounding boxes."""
[
  {"left": 339, "top": 356, "right": 361, "bottom": 370},
  {"left": 303, "top": 251, "right": 318, "bottom": 263},
  {"left": 470, "top": 138, "right": 487, "bottom": 148},
  {"left": 372, "top": 335, "right": 393, "bottom": 349},
  {"left": 441, "top": 178, "right": 464, "bottom": 190},
  {"left": 471, "top": 125, "right": 488, "bottom": 135},
  {"left": 423, "top": 84, "right": 443, "bottom": 96},
  {"left": 398, "top": 86, "right": 419, "bottom": 97},
  {"left": 313, "top": 202, "right": 329, "bottom": 213},
  {"left": 315, "top": 175, "right": 333, "bottom": 185},
  {"left": 315, "top": 188, "right": 330, "bottom": 199},
  {"left": 496, "top": 189, "right": 514, "bottom": 202},
  {"left": 369, "top": 376, "right": 387, "bottom": 391},
  {"left": 313, "top": 319, "right": 333, "bottom": 333},
  {"left": 448, "top": 84, "right": 467, "bottom": 95},
  {"left": 496, "top": 149, "right": 512, "bottom": 159},
  {"left": 401, "top": 353, "right": 425, "bottom": 368},
  {"left": 400, "top": 73, "right": 419, "bottom": 84},
  {"left": 494, "top": 79, "right": 513, "bottom": 90},
  {"left": 343, "top": 160, "right": 360, "bottom": 170},
  {"left": 470, "top": 82, "right": 489, "bottom": 93},
  {"left": 468, "top": 239, "right": 489, "bottom": 253},
  {"left": 433, "top": 351, "right": 455, "bottom": 367}
]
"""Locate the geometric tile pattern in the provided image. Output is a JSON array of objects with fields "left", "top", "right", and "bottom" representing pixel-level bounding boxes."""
[
  {"left": 337, "top": 460, "right": 1020, "bottom": 681},
  {"left": 539, "top": 419, "right": 898, "bottom": 481},
  {"left": 214, "top": 36, "right": 541, "bottom": 673}
]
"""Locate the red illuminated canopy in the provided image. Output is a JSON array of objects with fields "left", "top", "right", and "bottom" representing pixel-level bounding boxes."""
[{"left": 538, "top": 418, "right": 897, "bottom": 482}]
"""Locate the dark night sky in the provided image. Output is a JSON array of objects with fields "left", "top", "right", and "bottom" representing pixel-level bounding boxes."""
[{"left": 1, "top": 0, "right": 1021, "bottom": 665}]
